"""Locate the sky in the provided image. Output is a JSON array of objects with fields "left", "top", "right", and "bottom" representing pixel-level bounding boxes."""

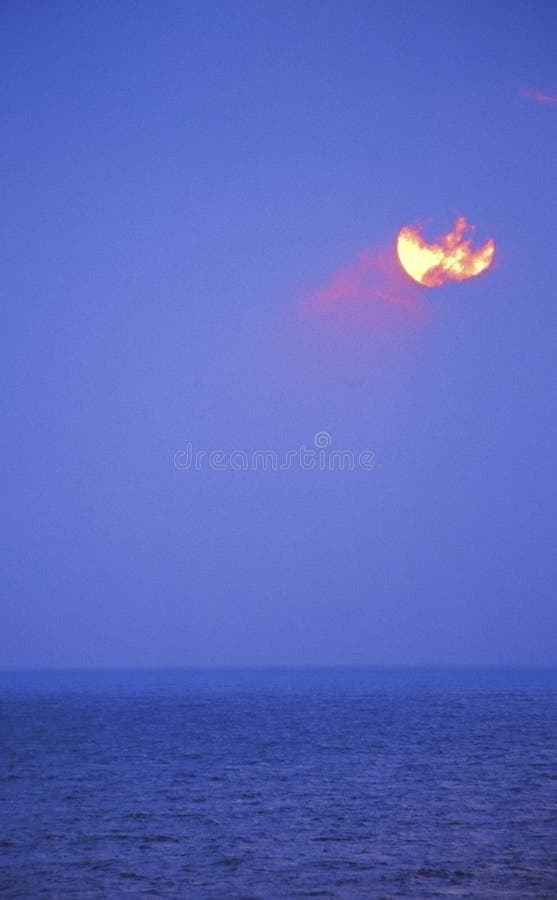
[{"left": 2, "top": 1, "right": 556, "bottom": 668}]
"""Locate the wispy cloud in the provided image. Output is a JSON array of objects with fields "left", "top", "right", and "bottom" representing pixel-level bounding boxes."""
[
  {"left": 519, "top": 87, "right": 557, "bottom": 106},
  {"left": 301, "top": 240, "right": 427, "bottom": 329}
]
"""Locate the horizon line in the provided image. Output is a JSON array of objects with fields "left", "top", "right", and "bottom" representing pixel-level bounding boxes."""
[{"left": 1, "top": 663, "right": 556, "bottom": 674}]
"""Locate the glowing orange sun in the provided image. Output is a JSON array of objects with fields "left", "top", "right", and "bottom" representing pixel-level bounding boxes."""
[{"left": 396, "top": 216, "right": 495, "bottom": 287}]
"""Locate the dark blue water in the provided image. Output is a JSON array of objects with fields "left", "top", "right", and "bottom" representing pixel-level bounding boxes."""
[{"left": 1, "top": 668, "right": 556, "bottom": 898}]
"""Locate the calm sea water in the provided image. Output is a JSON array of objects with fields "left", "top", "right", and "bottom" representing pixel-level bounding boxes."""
[{"left": 0, "top": 667, "right": 556, "bottom": 898}]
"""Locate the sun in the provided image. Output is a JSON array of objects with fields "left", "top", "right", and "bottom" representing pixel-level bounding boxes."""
[{"left": 396, "top": 217, "right": 495, "bottom": 287}]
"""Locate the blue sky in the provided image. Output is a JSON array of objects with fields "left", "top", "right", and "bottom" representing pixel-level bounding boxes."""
[{"left": 2, "top": 1, "right": 556, "bottom": 667}]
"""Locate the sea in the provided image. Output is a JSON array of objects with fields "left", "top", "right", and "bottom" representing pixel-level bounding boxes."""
[{"left": 0, "top": 667, "right": 556, "bottom": 898}]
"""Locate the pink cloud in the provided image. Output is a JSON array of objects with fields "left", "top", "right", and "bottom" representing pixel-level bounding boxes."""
[
  {"left": 519, "top": 87, "right": 557, "bottom": 106},
  {"left": 301, "top": 240, "right": 427, "bottom": 330}
]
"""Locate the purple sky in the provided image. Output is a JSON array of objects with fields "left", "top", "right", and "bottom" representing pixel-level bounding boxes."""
[{"left": 2, "top": 1, "right": 556, "bottom": 667}]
